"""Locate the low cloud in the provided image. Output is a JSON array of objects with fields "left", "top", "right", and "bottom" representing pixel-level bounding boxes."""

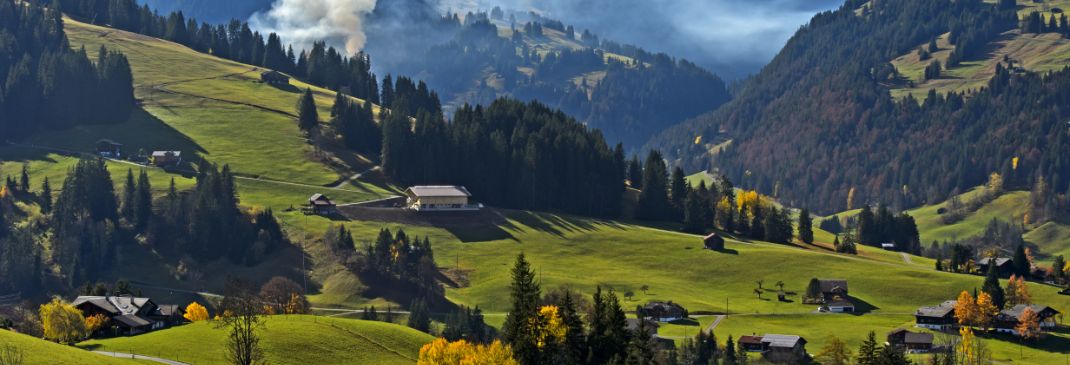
[{"left": 250, "top": 0, "right": 377, "bottom": 55}]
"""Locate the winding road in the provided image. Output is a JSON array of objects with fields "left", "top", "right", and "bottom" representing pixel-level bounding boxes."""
[{"left": 94, "top": 351, "right": 190, "bottom": 365}]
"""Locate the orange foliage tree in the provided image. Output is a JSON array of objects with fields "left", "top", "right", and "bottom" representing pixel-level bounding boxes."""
[
  {"left": 954, "top": 291, "right": 977, "bottom": 327},
  {"left": 418, "top": 338, "right": 518, "bottom": 365},
  {"left": 184, "top": 302, "right": 210, "bottom": 322},
  {"left": 1016, "top": 307, "right": 1043, "bottom": 340}
]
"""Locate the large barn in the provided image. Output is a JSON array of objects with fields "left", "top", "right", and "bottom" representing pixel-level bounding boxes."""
[{"left": 404, "top": 186, "right": 480, "bottom": 211}]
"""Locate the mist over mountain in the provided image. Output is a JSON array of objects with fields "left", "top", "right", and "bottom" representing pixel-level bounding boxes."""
[{"left": 141, "top": 0, "right": 840, "bottom": 79}]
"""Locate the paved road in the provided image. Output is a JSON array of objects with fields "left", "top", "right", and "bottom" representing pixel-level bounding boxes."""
[
  {"left": 94, "top": 351, "right": 189, "bottom": 365},
  {"left": 705, "top": 315, "right": 726, "bottom": 333}
]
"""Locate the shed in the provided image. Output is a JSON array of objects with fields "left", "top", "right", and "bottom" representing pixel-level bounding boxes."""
[
  {"left": 703, "top": 232, "right": 725, "bottom": 251},
  {"left": 261, "top": 70, "right": 290, "bottom": 86},
  {"left": 309, "top": 193, "right": 338, "bottom": 215}
]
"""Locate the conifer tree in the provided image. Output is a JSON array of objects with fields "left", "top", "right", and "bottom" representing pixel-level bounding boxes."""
[
  {"left": 637, "top": 150, "right": 671, "bottom": 221},
  {"left": 502, "top": 253, "right": 541, "bottom": 365},
  {"left": 669, "top": 166, "right": 688, "bottom": 217},
  {"left": 40, "top": 177, "right": 52, "bottom": 214},
  {"left": 723, "top": 335, "right": 737, "bottom": 365},
  {"left": 560, "top": 291, "right": 586, "bottom": 364},
  {"left": 134, "top": 170, "right": 152, "bottom": 230},
  {"left": 982, "top": 262, "right": 1006, "bottom": 309},
  {"left": 1012, "top": 243, "right": 1030, "bottom": 277},
  {"left": 19, "top": 164, "right": 29, "bottom": 191},
  {"left": 856, "top": 331, "right": 880, "bottom": 365},
  {"left": 297, "top": 88, "right": 319, "bottom": 132},
  {"left": 121, "top": 169, "right": 136, "bottom": 221}
]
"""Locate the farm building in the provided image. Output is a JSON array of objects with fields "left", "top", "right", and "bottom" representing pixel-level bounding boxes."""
[
  {"left": 96, "top": 139, "right": 122, "bottom": 157},
  {"left": 880, "top": 242, "right": 896, "bottom": 250},
  {"left": 977, "top": 257, "right": 1014, "bottom": 278},
  {"left": 737, "top": 334, "right": 808, "bottom": 363},
  {"left": 703, "top": 232, "right": 725, "bottom": 250},
  {"left": 887, "top": 329, "right": 935, "bottom": 353},
  {"left": 915, "top": 301, "right": 957, "bottom": 331},
  {"left": 807, "top": 278, "right": 854, "bottom": 311},
  {"left": 404, "top": 186, "right": 479, "bottom": 211},
  {"left": 638, "top": 301, "right": 687, "bottom": 322},
  {"left": 72, "top": 295, "right": 185, "bottom": 337},
  {"left": 994, "top": 304, "right": 1060, "bottom": 335},
  {"left": 308, "top": 194, "right": 338, "bottom": 215},
  {"left": 261, "top": 70, "right": 290, "bottom": 86},
  {"left": 151, "top": 151, "right": 182, "bottom": 166}
]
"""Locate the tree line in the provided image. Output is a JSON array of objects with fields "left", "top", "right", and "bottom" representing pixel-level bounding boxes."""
[
  {"left": 1, "top": 0, "right": 135, "bottom": 140},
  {"left": 56, "top": 0, "right": 380, "bottom": 103}
]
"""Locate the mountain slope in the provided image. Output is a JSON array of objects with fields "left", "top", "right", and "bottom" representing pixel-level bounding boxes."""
[
  {"left": 0, "top": 330, "right": 137, "bottom": 364},
  {"left": 648, "top": 0, "right": 1070, "bottom": 215}
]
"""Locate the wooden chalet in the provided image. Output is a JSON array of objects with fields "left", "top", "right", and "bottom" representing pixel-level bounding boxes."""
[
  {"left": 308, "top": 194, "right": 338, "bottom": 215},
  {"left": 96, "top": 139, "right": 122, "bottom": 157},
  {"left": 736, "top": 334, "right": 808, "bottom": 363},
  {"left": 72, "top": 295, "right": 185, "bottom": 337},
  {"left": 638, "top": 301, "right": 687, "bottom": 322},
  {"left": 887, "top": 329, "right": 935, "bottom": 353},
  {"left": 260, "top": 70, "right": 290, "bottom": 86},
  {"left": 977, "top": 257, "right": 1014, "bottom": 278},
  {"left": 915, "top": 300, "right": 957, "bottom": 331},
  {"left": 404, "top": 186, "right": 479, "bottom": 211},
  {"left": 994, "top": 304, "right": 1060, "bottom": 335},
  {"left": 150, "top": 151, "right": 182, "bottom": 167}
]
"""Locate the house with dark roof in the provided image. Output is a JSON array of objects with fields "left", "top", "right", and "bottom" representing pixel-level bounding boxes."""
[
  {"left": 915, "top": 300, "right": 957, "bottom": 331},
  {"left": 994, "top": 304, "right": 1060, "bottom": 335},
  {"left": 625, "top": 318, "right": 659, "bottom": 336},
  {"left": 887, "top": 329, "right": 935, "bottom": 353},
  {"left": 735, "top": 334, "right": 808, "bottom": 363},
  {"left": 308, "top": 193, "right": 338, "bottom": 215},
  {"left": 638, "top": 301, "right": 688, "bottom": 322},
  {"left": 404, "top": 186, "right": 480, "bottom": 211},
  {"left": 150, "top": 151, "right": 182, "bottom": 167},
  {"left": 739, "top": 335, "right": 765, "bottom": 352},
  {"left": 977, "top": 257, "right": 1014, "bottom": 278},
  {"left": 813, "top": 279, "right": 853, "bottom": 312},
  {"left": 72, "top": 296, "right": 185, "bottom": 337},
  {"left": 260, "top": 70, "right": 290, "bottom": 86},
  {"left": 96, "top": 139, "right": 122, "bottom": 158},
  {"left": 703, "top": 233, "right": 725, "bottom": 251}
]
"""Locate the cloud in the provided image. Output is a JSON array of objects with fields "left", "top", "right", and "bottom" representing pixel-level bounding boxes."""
[{"left": 250, "top": 0, "right": 377, "bottom": 55}]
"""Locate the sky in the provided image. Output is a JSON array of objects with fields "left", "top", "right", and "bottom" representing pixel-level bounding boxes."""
[{"left": 246, "top": 0, "right": 845, "bottom": 78}]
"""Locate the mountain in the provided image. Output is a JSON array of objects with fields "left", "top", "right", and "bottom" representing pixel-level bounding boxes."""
[
  {"left": 363, "top": 0, "right": 731, "bottom": 149},
  {"left": 647, "top": 0, "right": 1070, "bottom": 215}
]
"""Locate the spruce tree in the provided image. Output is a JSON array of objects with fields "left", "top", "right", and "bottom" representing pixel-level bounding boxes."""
[
  {"left": 134, "top": 170, "right": 152, "bottom": 231},
  {"left": 856, "top": 331, "right": 880, "bottom": 365},
  {"left": 669, "top": 166, "right": 688, "bottom": 217},
  {"left": 1012, "top": 243, "right": 1030, "bottom": 277},
  {"left": 406, "top": 298, "right": 431, "bottom": 333},
  {"left": 560, "top": 291, "right": 587, "bottom": 364},
  {"left": 723, "top": 335, "right": 737, "bottom": 365},
  {"left": 798, "top": 208, "right": 814, "bottom": 244},
  {"left": 637, "top": 150, "right": 671, "bottom": 221},
  {"left": 40, "top": 177, "right": 52, "bottom": 213},
  {"left": 297, "top": 88, "right": 319, "bottom": 132},
  {"left": 121, "top": 169, "right": 136, "bottom": 221},
  {"left": 19, "top": 164, "right": 29, "bottom": 191},
  {"left": 502, "top": 253, "right": 541, "bottom": 365},
  {"left": 982, "top": 262, "right": 1006, "bottom": 309}
]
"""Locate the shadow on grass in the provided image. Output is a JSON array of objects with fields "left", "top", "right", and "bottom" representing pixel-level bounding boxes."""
[
  {"left": 846, "top": 295, "right": 880, "bottom": 315},
  {"left": 668, "top": 318, "right": 700, "bottom": 326}
]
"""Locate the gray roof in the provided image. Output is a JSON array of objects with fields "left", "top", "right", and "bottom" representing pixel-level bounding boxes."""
[
  {"left": 818, "top": 279, "right": 848, "bottom": 294},
  {"left": 904, "top": 332, "right": 934, "bottom": 345},
  {"left": 72, "top": 296, "right": 152, "bottom": 316},
  {"left": 977, "top": 257, "right": 1012, "bottom": 267},
  {"left": 1001, "top": 304, "right": 1059, "bottom": 319},
  {"left": 405, "top": 186, "right": 472, "bottom": 198},
  {"left": 761, "top": 334, "right": 804, "bottom": 349},
  {"left": 113, "top": 314, "right": 152, "bottom": 328},
  {"left": 151, "top": 151, "right": 181, "bottom": 157},
  {"left": 157, "top": 304, "right": 183, "bottom": 317},
  {"left": 916, "top": 301, "right": 956, "bottom": 318}
]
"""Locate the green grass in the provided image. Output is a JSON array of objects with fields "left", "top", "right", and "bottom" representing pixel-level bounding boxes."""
[
  {"left": 78, "top": 315, "right": 433, "bottom": 365},
  {"left": 0, "top": 330, "right": 138, "bottom": 364},
  {"left": 907, "top": 190, "right": 1030, "bottom": 245}
]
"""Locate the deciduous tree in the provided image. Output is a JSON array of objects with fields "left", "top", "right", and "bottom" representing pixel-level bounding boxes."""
[
  {"left": 39, "top": 298, "right": 87, "bottom": 344},
  {"left": 184, "top": 302, "right": 209, "bottom": 322}
]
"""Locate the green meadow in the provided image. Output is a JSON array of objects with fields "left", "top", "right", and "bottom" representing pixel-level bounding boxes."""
[
  {"left": 78, "top": 315, "right": 433, "bottom": 365},
  {"left": 0, "top": 330, "right": 138, "bottom": 364}
]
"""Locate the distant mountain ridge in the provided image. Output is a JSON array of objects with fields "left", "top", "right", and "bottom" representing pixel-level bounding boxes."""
[{"left": 647, "top": 0, "right": 1070, "bottom": 215}]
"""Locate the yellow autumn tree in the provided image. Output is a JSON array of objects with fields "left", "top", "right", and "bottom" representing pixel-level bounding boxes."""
[
  {"left": 958, "top": 327, "right": 991, "bottom": 365},
  {"left": 535, "top": 305, "right": 567, "bottom": 348},
  {"left": 84, "top": 313, "right": 109, "bottom": 335},
  {"left": 954, "top": 291, "right": 977, "bottom": 327},
  {"left": 184, "top": 302, "right": 209, "bottom": 322},
  {"left": 846, "top": 187, "right": 856, "bottom": 211},
  {"left": 1016, "top": 307, "right": 1043, "bottom": 340},
  {"left": 1014, "top": 276, "right": 1032, "bottom": 305},
  {"left": 418, "top": 338, "right": 518, "bottom": 365},
  {"left": 975, "top": 292, "right": 998, "bottom": 331},
  {"left": 39, "top": 298, "right": 87, "bottom": 344}
]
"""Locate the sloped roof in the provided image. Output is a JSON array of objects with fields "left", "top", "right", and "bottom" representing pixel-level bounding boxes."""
[
  {"left": 1001, "top": 304, "right": 1060, "bottom": 320},
  {"left": 977, "top": 257, "right": 1012, "bottom": 267},
  {"left": 113, "top": 314, "right": 152, "bottom": 328},
  {"left": 739, "top": 335, "right": 763, "bottom": 345},
  {"left": 151, "top": 151, "right": 181, "bottom": 157},
  {"left": 916, "top": 301, "right": 956, "bottom": 318},
  {"left": 72, "top": 296, "right": 153, "bottom": 316},
  {"left": 818, "top": 279, "right": 848, "bottom": 294},
  {"left": 904, "top": 332, "right": 934, "bottom": 345},
  {"left": 761, "top": 334, "right": 804, "bottom": 348},
  {"left": 405, "top": 186, "right": 472, "bottom": 198}
]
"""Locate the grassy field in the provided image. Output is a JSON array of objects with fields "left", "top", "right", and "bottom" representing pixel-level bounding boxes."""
[
  {"left": 78, "top": 315, "right": 433, "bottom": 365},
  {"left": 0, "top": 330, "right": 139, "bottom": 364}
]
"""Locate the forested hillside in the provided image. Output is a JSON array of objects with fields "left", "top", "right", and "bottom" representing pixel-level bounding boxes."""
[
  {"left": 362, "top": 0, "right": 731, "bottom": 149},
  {"left": 648, "top": 0, "right": 1070, "bottom": 215}
]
